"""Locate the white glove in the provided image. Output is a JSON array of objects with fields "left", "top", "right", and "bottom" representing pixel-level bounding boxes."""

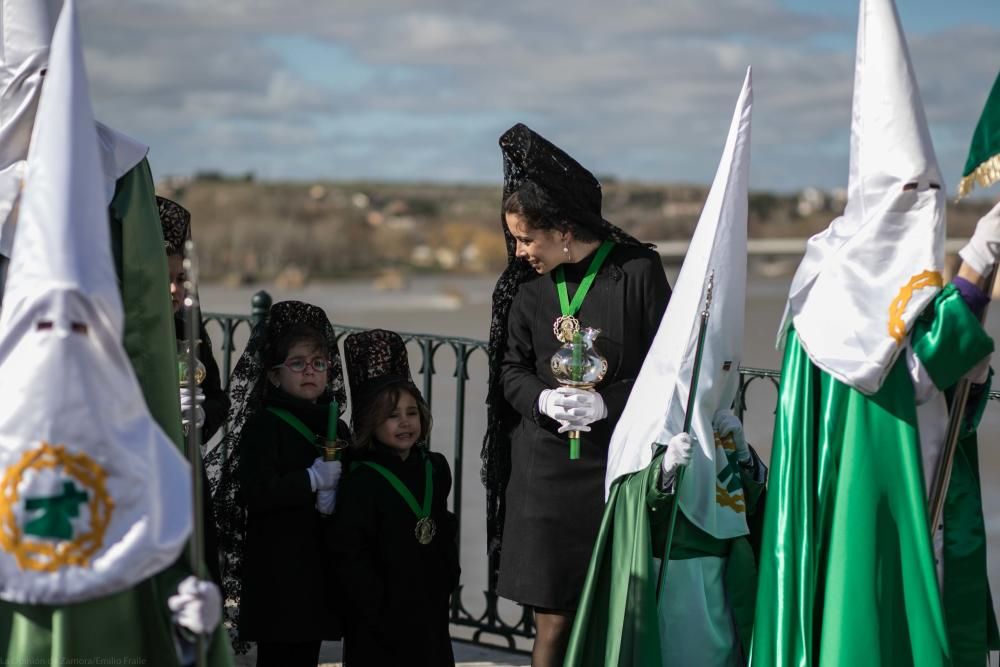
[
  {"left": 959, "top": 200, "right": 1000, "bottom": 276},
  {"left": 306, "top": 458, "right": 342, "bottom": 492},
  {"left": 713, "top": 408, "right": 750, "bottom": 463},
  {"left": 179, "top": 386, "right": 206, "bottom": 430},
  {"left": 660, "top": 432, "right": 693, "bottom": 479},
  {"left": 168, "top": 576, "right": 221, "bottom": 636},
  {"left": 556, "top": 419, "right": 592, "bottom": 434},
  {"left": 538, "top": 387, "right": 607, "bottom": 425},
  {"left": 317, "top": 488, "right": 337, "bottom": 515}
]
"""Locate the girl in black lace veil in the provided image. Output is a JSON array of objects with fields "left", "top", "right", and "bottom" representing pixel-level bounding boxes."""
[{"left": 204, "top": 301, "right": 346, "bottom": 653}]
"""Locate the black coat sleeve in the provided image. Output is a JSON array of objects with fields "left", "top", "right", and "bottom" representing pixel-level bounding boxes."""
[
  {"left": 499, "top": 282, "right": 551, "bottom": 423},
  {"left": 238, "top": 415, "right": 315, "bottom": 511},
  {"left": 597, "top": 252, "right": 670, "bottom": 423}
]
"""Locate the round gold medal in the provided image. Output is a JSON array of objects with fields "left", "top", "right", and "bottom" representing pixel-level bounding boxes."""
[{"left": 415, "top": 517, "right": 437, "bottom": 545}]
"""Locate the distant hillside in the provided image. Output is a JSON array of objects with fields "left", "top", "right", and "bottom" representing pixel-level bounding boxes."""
[{"left": 158, "top": 175, "right": 995, "bottom": 285}]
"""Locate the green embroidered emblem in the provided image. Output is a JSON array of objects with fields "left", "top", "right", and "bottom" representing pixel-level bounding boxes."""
[
  {"left": 24, "top": 480, "right": 89, "bottom": 540},
  {"left": 716, "top": 446, "right": 743, "bottom": 493}
]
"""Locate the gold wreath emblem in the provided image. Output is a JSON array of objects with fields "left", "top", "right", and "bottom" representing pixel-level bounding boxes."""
[
  {"left": 0, "top": 442, "right": 113, "bottom": 572},
  {"left": 888, "top": 270, "right": 943, "bottom": 345}
]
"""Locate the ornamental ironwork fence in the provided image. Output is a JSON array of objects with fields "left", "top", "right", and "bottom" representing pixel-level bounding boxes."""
[{"left": 202, "top": 290, "right": 1000, "bottom": 654}]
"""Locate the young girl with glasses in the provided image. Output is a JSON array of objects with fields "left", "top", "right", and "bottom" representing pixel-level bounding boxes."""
[
  {"left": 333, "top": 329, "right": 460, "bottom": 666},
  {"left": 207, "top": 301, "right": 350, "bottom": 666}
]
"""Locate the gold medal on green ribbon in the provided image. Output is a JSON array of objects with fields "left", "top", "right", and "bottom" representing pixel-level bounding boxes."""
[
  {"left": 415, "top": 516, "right": 437, "bottom": 545},
  {"left": 359, "top": 453, "right": 436, "bottom": 545},
  {"left": 553, "top": 240, "right": 615, "bottom": 343}
]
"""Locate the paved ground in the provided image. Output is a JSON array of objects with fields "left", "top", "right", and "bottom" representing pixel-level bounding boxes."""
[{"left": 232, "top": 640, "right": 531, "bottom": 666}]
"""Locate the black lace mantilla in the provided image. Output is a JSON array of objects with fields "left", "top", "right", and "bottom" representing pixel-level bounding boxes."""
[
  {"left": 482, "top": 123, "right": 648, "bottom": 585},
  {"left": 156, "top": 196, "right": 191, "bottom": 255},
  {"left": 343, "top": 328, "right": 415, "bottom": 427},
  {"left": 204, "top": 300, "right": 345, "bottom": 653}
]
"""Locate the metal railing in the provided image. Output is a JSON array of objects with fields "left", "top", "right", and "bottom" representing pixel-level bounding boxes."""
[{"left": 202, "top": 290, "right": 1000, "bottom": 653}]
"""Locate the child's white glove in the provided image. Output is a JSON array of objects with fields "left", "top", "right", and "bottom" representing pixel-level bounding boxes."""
[
  {"left": 661, "top": 432, "right": 693, "bottom": 480},
  {"left": 713, "top": 408, "right": 750, "bottom": 463},
  {"left": 168, "top": 576, "right": 221, "bottom": 636},
  {"left": 307, "top": 458, "right": 342, "bottom": 491},
  {"left": 959, "top": 200, "right": 1000, "bottom": 275}
]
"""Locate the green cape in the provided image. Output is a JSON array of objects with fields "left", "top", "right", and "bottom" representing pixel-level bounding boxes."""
[
  {"left": 566, "top": 448, "right": 764, "bottom": 666},
  {"left": 750, "top": 284, "right": 995, "bottom": 666}
]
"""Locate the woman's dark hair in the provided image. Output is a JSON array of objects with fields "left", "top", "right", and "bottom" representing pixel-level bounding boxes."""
[
  {"left": 352, "top": 380, "right": 433, "bottom": 453},
  {"left": 502, "top": 181, "right": 601, "bottom": 242},
  {"left": 264, "top": 323, "right": 329, "bottom": 369}
]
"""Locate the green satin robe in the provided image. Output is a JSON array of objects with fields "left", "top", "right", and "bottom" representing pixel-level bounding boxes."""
[
  {"left": 0, "top": 160, "right": 232, "bottom": 666},
  {"left": 750, "top": 284, "right": 995, "bottom": 667},
  {"left": 565, "top": 449, "right": 764, "bottom": 666}
]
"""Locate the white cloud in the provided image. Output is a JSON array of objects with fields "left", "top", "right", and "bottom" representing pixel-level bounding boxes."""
[{"left": 75, "top": 0, "right": 1000, "bottom": 191}]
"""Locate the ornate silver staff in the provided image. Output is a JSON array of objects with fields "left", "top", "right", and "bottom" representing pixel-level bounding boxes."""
[
  {"left": 927, "top": 264, "right": 998, "bottom": 535},
  {"left": 656, "top": 271, "right": 714, "bottom": 601},
  {"left": 181, "top": 238, "right": 208, "bottom": 667}
]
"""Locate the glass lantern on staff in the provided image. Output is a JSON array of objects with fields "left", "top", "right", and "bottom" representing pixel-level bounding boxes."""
[
  {"left": 550, "top": 319, "right": 608, "bottom": 459},
  {"left": 177, "top": 339, "right": 207, "bottom": 436}
]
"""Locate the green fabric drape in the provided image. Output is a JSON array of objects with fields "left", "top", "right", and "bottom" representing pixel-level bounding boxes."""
[
  {"left": 958, "top": 70, "right": 1000, "bottom": 197},
  {"left": 110, "top": 158, "right": 184, "bottom": 449},
  {"left": 565, "top": 462, "right": 663, "bottom": 667},
  {"left": 750, "top": 285, "right": 993, "bottom": 667},
  {"left": 566, "top": 449, "right": 763, "bottom": 666}
]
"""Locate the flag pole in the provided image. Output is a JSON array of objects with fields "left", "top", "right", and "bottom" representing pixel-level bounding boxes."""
[
  {"left": 927, "top": 263, "right": 998, "bottom": 535},
  {"left": 182, "top": 239, "right": 208, "bottom": 667},
  {"left": 656, "top": 272, "right": 714, "bottom": 601}
]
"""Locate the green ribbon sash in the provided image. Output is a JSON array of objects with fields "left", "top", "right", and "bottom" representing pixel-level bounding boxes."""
[
  {"left": 357, "top": 455, "right": 434, "bottom": 520},
  {"left": 266, "top": 406, "right": 322, "bottom": 453},
  {"left": 555, "top": 240, "right": 615, "bottom": 318}
]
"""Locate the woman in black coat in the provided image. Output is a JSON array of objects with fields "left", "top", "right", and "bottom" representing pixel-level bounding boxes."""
[
  {"left": 483, "top": 124, "right": 670, "bottom": 666},
  {"left": 334, "top": 329, "right": 460, "bottom": 667}
]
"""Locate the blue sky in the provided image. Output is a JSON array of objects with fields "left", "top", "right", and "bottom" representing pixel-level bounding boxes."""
[{"left": 79, "top": 0, "right": 999, "bottom": 195}]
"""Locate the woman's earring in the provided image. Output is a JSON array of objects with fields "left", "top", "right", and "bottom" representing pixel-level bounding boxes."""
[{"left": 563, "top": 245, "right": 571, "bottom": 262}]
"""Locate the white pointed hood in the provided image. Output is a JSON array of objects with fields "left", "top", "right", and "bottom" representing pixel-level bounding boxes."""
[
  {"left": 779, "top": 0, "right": 945, "bottom": 394},
  {"left": 0, "top": 0, "right": 146, "bottom": 259},
  {"left": 605, "top": 67, "right": 752, "bottom": 540},
  {"left": 0, "top": 0, "right": 190, "bottom": 604}
]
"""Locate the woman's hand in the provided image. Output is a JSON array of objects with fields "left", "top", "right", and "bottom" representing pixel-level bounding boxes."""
[{"left": 539, "top": 387, "right": 606, "bottom": 420}]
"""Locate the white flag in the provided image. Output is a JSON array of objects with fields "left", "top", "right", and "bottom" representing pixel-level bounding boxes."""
[
  {"left": 0, "top": 0, "right": 190, "bottom": 604},
  {"left": 779, "top": 0, "right": 945, "bottom": 395},
  {"left": 605, "top": 67, "right": 752, "bottom": 540}
]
